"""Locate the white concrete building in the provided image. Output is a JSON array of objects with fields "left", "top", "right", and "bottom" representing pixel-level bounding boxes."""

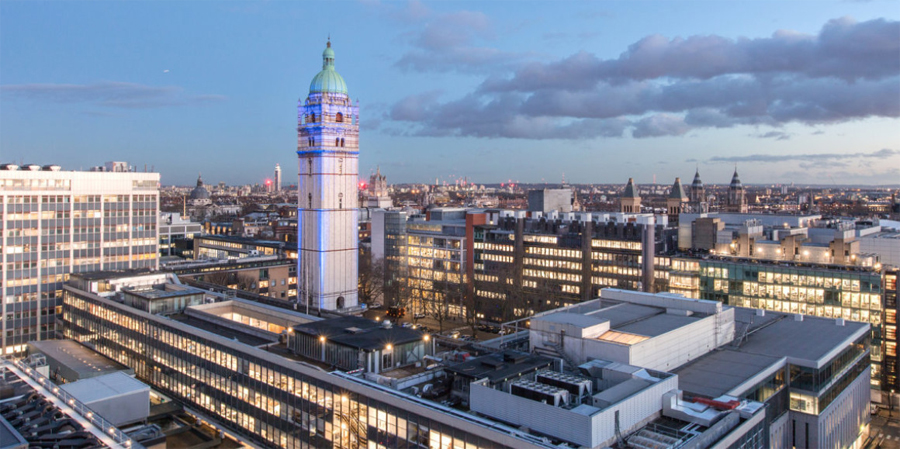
[
  {"left": 0, "top": 164, "right": 159, "bottom": 354},
  {"left": 296, "top": 40, "right": 359, "bottom": 311}
]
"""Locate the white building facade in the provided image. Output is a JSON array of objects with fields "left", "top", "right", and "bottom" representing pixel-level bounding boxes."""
[
  {"left": 0, "top": 165, "right": 159, "bottom": 354},
  {"left": 296, "top": 41, "right": 359, "bottom": 311}
]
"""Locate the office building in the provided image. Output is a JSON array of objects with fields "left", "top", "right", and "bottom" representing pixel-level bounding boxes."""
[
  {"left": 0, "top": 163, "right": 158, "bottom": 354},
  {"left": 159, "top": 212, "right": 203, "bottom": 258},
  {"left": 297, "top": 40, "right": 359, "bottom": 311},
  {"left": 58, "top": 272, "right": 555, "bottom": 449},
  {"left": 274, "top": 163, "right": 282, "bottom": 192},
  {"left": 52, "top": 268, "right": 875, "bottom": 449}
]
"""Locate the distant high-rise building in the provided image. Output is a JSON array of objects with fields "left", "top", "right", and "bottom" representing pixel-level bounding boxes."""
[
  {"left": 0, "top": 163, "right": 159, "bottom": 354},
  {"left": 296, "top": 40, "right": 359, "bottom": 311},
  {"left": 274, "top": 163, "right": 282, "bottom": 192}
]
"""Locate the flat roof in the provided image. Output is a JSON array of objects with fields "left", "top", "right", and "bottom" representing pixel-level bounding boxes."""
[
  {"left": 539, "top": 312, "right": 606, "bottom": 328},
  {"left": 60, "top": 371, "right": 149, "bottom": 403},
  {"left": 28, "top": 340, "right": 128, "bottom": 378},
  {"left": 0, "top": 414, "right": 27, "bottom": 449},
  {"left": 126, "top": 285, "right": 205, "bottom": 300},
  {"left": 616, "top": 314, "right": 699, "bottom": 337},
  {"left": 294, "top": 316, "right": 426, "bottom": 350},
  {"left": 589, "top": 303, "right": 662, "bottom": 327},
  {"left": 171, "top": 314, "right": 275, "bottom": 347},
  {"left": 71, "top": 269, "right": 154, "bottom": 280},
  {"left": 733, "top": 308, "right": 868, "bottom": 365},
  {"left": 445, "top": 351, "right": 554, "bottom": 383},
  {"left": 674, "top": 349, "right": 783, "bottom": 398}
]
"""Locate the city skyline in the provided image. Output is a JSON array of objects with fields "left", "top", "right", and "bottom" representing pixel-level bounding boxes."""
[{"left": 1, "top": 1, "right": 898, "bottom": 186}]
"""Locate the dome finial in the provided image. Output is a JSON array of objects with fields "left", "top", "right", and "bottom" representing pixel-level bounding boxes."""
[{"left": 327, "top": 34, "right": 331, "bottom": 48}]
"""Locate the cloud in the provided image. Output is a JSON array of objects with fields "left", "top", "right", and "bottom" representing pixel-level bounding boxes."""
[
  {"left": 393, "top": 8, "right": 527, "bottom": 73},
  {"left": 632, "top": 114, "right": 692, "bottom": 138},
  {"left": 709, "top": 148, "right": 898, "bottom": 164},
  {"left": 1, "top": 82, "right": 226, "bottom": 109},
  {"left": 752, "top": 130, "right": 791, "bottom": 140},
  {"left": 386, "top": 16, "right": 899, "bottom": 140}
]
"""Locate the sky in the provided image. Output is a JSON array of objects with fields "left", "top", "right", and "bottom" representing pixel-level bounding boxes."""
[{"left": 1, "top": 1, "right": 898, "bottom": 187}]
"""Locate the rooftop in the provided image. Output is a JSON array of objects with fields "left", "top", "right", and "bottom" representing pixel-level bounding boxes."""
[
  {"left": 293, "top": 317, "right": 426, "bottom": 351},
  {"left": 445, "top": 351, "right": 554, "bottom": 383},
  {"left": 28, "top": 340, "right": 129, "bottom": 378}
]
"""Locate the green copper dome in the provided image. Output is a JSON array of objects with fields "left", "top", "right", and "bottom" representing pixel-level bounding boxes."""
[{"left": 309, "top": 41, "right": 348, "bottom": 95}]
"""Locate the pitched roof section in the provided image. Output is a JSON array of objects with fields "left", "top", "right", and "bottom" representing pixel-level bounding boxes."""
[
  {"left": 622, "top": 178, "right": 640, "bottom": 199},
  {"left": 668, "top": 177, "right": 688, "bottom": 200}
]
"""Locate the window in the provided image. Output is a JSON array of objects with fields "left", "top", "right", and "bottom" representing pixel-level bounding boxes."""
[
  {"left": 339, "top": 193, "right": 343, "bottom": 209},
  {"left": 310, "top": 113, "right": 316, "bottom": 122},
  {"left": 335, "top": 112, "right": 343, "bottom": 122},
  {"left": 308, "top": 159, "right": 312, "bottom": 176},
  {"left": 308, "top": 193, "right": 312, "bottom": 209},
  {"left": 338, "top": 158, "right": 343, "bottom": 174},
  {"left": 335, "top": 138, "right": 340, "bottom": 146},
  {"left": 340, "top": 138, "right": 345, "bottom": 147}
]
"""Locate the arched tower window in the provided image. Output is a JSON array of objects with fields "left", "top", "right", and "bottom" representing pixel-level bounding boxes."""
[
  {"left": 308, "top": 193, "right": 312, "bottom": 209},
  {"left": 339, "top": 192, "right": 343, "bottom": 209},
  {"left": 340, "top": 138, "right": 345, "bottom": 147},
  {"left": 308, "top": 158, "right": 312, "bottom": 177},
  {"left": 310, "top": 113, "right": 316, "bottom": 123},
  {"left": 335, "top": 112, "right": 343, "bottom": 123}
]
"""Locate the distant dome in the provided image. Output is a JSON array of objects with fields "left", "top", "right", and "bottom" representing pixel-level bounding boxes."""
[
  {"left": 190, "top": 174, "right": 210, "bottom": 200},
  {"left": 309, "top": 40, "right": 348, "bottom": 95}
]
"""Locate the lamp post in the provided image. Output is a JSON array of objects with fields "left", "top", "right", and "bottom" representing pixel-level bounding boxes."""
[
  {"left": 888, "top": 389, "right": 894, "bottom": 418},
  {"left": 320, "top": 335, "right": 326, "bottom": 361}
]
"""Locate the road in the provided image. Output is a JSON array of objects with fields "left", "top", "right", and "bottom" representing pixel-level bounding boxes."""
[{"left": 870, "top": 407, "right": 900, "bottom": 449}]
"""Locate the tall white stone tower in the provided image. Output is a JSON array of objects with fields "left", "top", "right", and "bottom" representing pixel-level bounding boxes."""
[
  {"left": 297, "top": 40, "right": 359, "bottom": 311},
  {"left": 274, "top": 163, "right": 282, "bottom": 192}
]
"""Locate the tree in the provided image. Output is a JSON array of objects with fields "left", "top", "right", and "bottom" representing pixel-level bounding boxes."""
[
  {"left": 236, "top": 274, "right": 257, "bottom": 292},
  {"left": 358, "top": 257, "right": 385, "bottom": 305},
  {"left": 462, "top": 282, "right": 483, "bottom": 337},
  {"left": 203, "top": 271, "right": 233, "bottom": 287},
  {"left": 430, "top": 282, "right": 455, "bottom": 334}
]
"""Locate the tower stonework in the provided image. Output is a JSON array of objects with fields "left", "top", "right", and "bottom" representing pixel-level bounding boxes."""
[{"left": 297, "top": 41, "right": 359, "bottom": 311}]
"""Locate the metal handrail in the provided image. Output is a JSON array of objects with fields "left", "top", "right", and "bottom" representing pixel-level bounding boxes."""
[{"left": 1, "top": 356, "right": 145, "bottom": 449}]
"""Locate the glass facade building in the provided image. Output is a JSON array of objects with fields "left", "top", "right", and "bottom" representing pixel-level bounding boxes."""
[
  {"left": 670, "top": 256, "right": 888, "bottom": 390},
  {"left": 60, "top": 284, "right": 552, "bottom": 449}
]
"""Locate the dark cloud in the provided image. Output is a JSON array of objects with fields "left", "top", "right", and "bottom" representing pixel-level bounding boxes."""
[
  {"left": 488, "top": 16, "right": 898, "bottom": 90},
  {"left": 388, "top": 16, "right": 899, "bottom": 139},
  {"left": 709, "top": 148, "right": 898, "bottom": 163},
  {"left": 1, "top": 82, "right": 225, "bottom": 109}
]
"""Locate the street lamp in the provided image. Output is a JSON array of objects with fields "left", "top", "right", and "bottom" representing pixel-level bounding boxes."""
[
  {"left": 888, "top": 389, "right": 894, "bottom": 418},
  {"left": 319, "top": 336, "right": 326, "bottom": 361}
]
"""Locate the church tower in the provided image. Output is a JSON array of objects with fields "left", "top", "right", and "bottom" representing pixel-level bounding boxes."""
[
  {"left": 666, "top": 177, "right": 689, "bottom": 226},
  {"left": 726, "top": 167, "right": 748, "bottom": 213},
  {"left": 620, "top": 178, "right": 641, "bottom": 213},
  {"left": 297, "top": 40, "right": 359, "bottom": 311}
]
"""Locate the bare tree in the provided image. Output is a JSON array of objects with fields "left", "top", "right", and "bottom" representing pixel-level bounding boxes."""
[
  {"left": 236, "top": 274, "right": 257, "bottom": 292},
  {"left": 430, "top": 282, "right": 454, "bottom": 334},
  {"left": 358, "top": 257, "right": 385, "bottom": 305},
  {"left": 461, "top": 282, "right": 483, "bottom": 337},
  {"left": 203, "top": 271, "right": 232, "bottom": 287}
]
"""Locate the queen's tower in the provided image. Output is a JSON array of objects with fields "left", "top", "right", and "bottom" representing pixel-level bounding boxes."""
[{"left": 297, "top": 40, "right": 359, "bottom": 310}]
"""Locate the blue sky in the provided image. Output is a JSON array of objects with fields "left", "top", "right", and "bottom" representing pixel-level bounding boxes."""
[{"left": 1, "top": 1, "right": 898, "bottom": 187}]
